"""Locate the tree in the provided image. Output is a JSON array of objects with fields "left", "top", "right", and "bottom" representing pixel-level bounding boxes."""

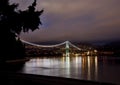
[{"left": 0, "top": 0, "right": 43, "bottom": 61}]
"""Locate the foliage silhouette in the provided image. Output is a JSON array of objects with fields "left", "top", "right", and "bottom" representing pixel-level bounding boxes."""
[{"left": 0, "top": 0, "right": 43, "bottom": 62}]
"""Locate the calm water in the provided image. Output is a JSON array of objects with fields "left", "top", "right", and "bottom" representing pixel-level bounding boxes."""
[{"left": 20, "top": 56, "right": 120, "bottom": 84}]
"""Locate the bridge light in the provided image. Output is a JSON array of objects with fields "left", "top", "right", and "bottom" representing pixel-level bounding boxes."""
[
  {"left": 75, "top": 54, "right": 79, "bottom": 57},
  {"left": 94, "top": 50, "right": 97, "bottom": 53}
]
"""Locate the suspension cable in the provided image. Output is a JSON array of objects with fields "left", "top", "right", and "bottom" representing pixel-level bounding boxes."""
[
  {"left": 68, "top": 41, "right": 82, "bottom": 51},
  {"left": 21, "top": 39, "right": 66, "bottom": 48},
  {"left": 20, "top": 39, "right": 82, "bottom": 51}
]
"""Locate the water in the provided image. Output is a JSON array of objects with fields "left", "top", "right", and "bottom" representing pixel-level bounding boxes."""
[{"left": 20, "top": 56, "right": 120, "bottom": 85}]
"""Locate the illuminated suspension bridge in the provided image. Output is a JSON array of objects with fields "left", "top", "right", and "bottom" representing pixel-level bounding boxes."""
[{"left": 21, "top": 39, "right": 82, "bottom": 57}]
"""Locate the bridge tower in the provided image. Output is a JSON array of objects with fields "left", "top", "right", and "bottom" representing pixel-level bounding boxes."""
[{"left": 65, "top": 41, "right": 70, "bottom": 57}]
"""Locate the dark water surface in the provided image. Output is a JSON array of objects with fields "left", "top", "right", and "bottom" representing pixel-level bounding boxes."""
[{"left": 19, "top": 56, "right": 120, "bottom": 85}]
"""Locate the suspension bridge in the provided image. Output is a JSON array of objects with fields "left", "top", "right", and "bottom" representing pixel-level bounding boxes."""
[{"left": 21, "top": 39, "right": 83, "bottom": 57}]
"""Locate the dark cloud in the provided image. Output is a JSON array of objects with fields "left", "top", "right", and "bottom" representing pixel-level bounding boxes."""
[{"left": 10, "top": 0, "right": 120, "bottom": 42}]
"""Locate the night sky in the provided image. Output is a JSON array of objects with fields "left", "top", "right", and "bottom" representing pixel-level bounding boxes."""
[{"left": 10, "top": 0, "right": 120, "bottom": 43}]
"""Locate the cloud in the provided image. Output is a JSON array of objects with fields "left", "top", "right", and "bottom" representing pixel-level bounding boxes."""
[{"left": 10, "top": 0, "right": 120, "bottom": 42}]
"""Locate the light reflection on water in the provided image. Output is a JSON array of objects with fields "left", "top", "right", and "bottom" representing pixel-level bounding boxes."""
[{"left": 20, "top": 55, "right": 120, "bottom": 84}]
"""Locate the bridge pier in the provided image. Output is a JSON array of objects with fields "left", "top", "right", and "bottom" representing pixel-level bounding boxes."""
[{"left": 66, "top": 41, "right": 70, "bottom": 57}]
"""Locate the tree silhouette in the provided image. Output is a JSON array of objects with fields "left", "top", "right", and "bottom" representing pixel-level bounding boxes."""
[{"left": 0, "top": 0, "right": 43, "bottom": 61}]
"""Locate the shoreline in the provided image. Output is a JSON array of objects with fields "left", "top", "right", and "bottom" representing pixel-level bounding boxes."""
[{"left": 0, "top": 71, "right": 116, "bottom": 85}]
